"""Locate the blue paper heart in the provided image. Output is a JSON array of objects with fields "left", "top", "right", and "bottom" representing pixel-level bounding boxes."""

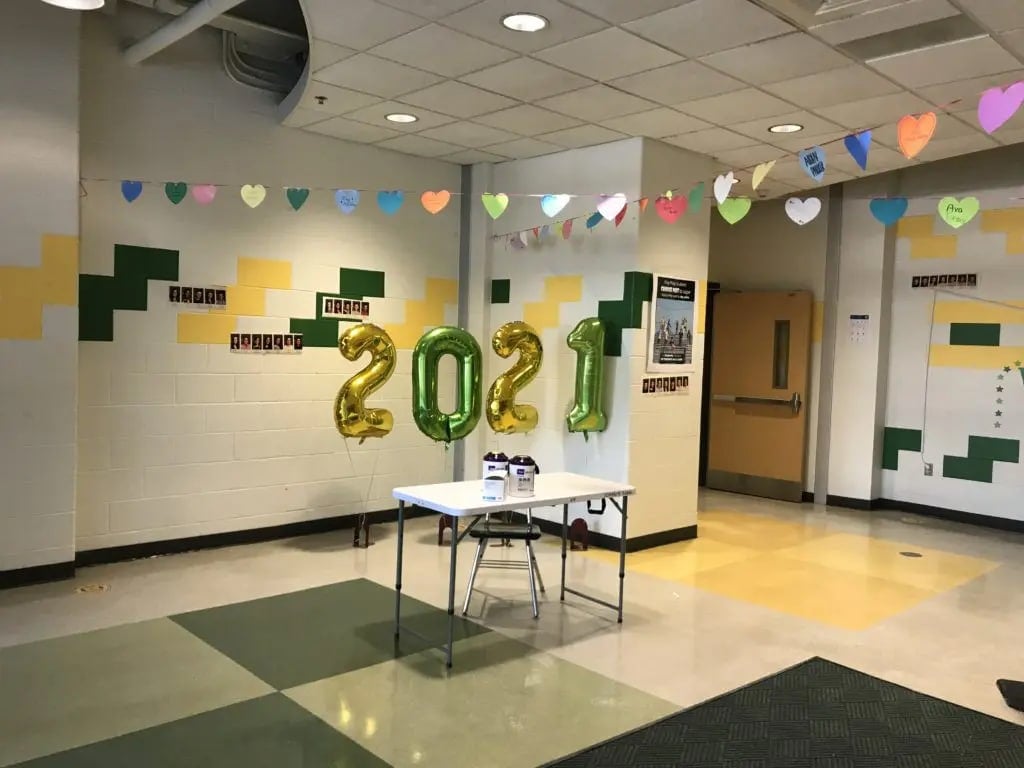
[
  {"left": 843, "top": 131, "right": 872, "bottom": 171},
  {"left": 869, "top": 197, "right": 909, "bottom": 226},
  {"left": 335, "top": 189, "right": 360, "bottom": 214},
  {"left": 585, "top": 211, "right": 603, "bottom": 229},
  {"left": 377, "top": 190, "right": 404, "bottom": 215},
  {"left": 121, "top": 180, "right": 143, "bottom": 203},
  {"left": 799, "top": 146, "right": 827, "bottom": 182}
]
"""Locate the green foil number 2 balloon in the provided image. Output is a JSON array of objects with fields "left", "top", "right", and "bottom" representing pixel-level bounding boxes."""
[
  {"left": 412, "top": 326, "right": 483, "bottom": 443},
  {"left": 566, "top": 317, "right": 607, "bottom": 436}
]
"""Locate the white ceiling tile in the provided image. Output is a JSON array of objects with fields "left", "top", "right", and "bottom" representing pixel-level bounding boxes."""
[
  {"left": 302, "top": 0, "right": 426, "bottom": 49},
  {"left": 315, "top": 54, "right": 444, "bottom": 98},
  {"left": 374, "top": 0, "right": 481, "bottom": 19},
  {"left": 303, "top": 117, "right": 402, "bottom": 143},
  {"left": 533, "top": 28, "right": 681, "bottom": 82},
  {"left": 993, "top": 124, "right": 1024, "bottom": 145},
  {"left": 369, "top": 24, "right": 517, "bottom": 77},
  {"left": 600, "top": 108, "right": 711, "bottom": 138},
  {"left": 915, "top": 133, "right": 999, "bottom": 159},
  {"left": 680, "top": 88, "right": 794, "bottom": 124},
  {"left": 399, "top": 81, "right": 517, "bottom": 118},
  {"left": 418, "top": 121, "right": 521, "bottom": 147},
  {"left": 663, "top": 128, "right": 762, "bottom": 153},
  {"left": 376, "top": 134, "right": 465, "bottom": 157},
  {"left": 712, "top": 144, "right": 777, "bottom": 168},
  {"left": 461, "top": 58, "right": 594, "bottom": 101},
  {"left": 768, "top": 129, "right": 847, "bottom": 152},
  {"left": 764, "top": 65, "right": 901, "bottom": 108},
  {"left": 440, "top": 0, "right": 609, "bottom": 53},
  {"left": 534, "top": 84, "right": 657, "bottom": 122},
  {"left": 344, "top": 101, "right": 455, "bottom": 131},
  {"left": 916, "top": 70, "right": 1024, "bottom": 106},
  {"left": 537, "top": 124, "right": 628, "bottom": 148},
  {"left": 475, "top": 104, "right": 584, "bottom": 134},
  {"left": 310, "top": 40, "right": 356, "bottom": 72},
  {"left": 442, "top": 149, "right": 511, "bottom": 164},
  {"left": 610, "top": 61, "right": 745, "bottom": 105},
  {"left": 814, "top": 92, "right": 934, "bottom": 130},
  {"left": 559, "top": 0, "right": 692, "bottom": 23},
  {"left": 481, "top": 137, "right": 565, "bottom": 159},
  {"left": 957, "top": 0, "right": 1024, "bottom": 32},
  {"left": 299, "top": 81, "right": 383, "bottom": 115},
  {"left": 731, "top": 111, "right": 842, "bottom": 142},
  {"left": 282, "top": 108, "right": 330, "bottom": 128},
  {"left": 811, "top": 0, "right": 960, "bottom": 45},
  {"left": 625, "top": 0, "right": 795, "bottom": 57},
  {"left": 828, "top": 144, "right": 907, "bottom": 175},
  {"left": 700, "top": 33, "right": 849, "bottom": 86},
  {"left": 868, "top": 36, "right": 1021, "bottom": 88},
  {"left": 1003, "top": 29, "right": 1024, "bottom": 57}
]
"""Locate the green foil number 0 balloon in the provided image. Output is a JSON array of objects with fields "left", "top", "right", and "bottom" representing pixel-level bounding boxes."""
[
  {"left": 412, "top": 326, "right": 483, "bottom": 443},
  {"left": 566, "top": 317, "right": 607, "bottom": 436}
]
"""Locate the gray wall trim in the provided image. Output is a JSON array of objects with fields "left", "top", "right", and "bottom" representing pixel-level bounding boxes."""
[
  {"left": 453, "top": 163, "right": 472, "bottom": 480},
  {"left": 814, "top": 185, "right": 843, "bottom": 505}
]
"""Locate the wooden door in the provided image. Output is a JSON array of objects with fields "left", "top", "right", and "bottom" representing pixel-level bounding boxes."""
[{"left": 706, "top": 290, "right": 813, "bottom": 502}]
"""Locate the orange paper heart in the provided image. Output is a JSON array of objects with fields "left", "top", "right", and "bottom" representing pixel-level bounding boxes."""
[
  {"left": 897, "top": 112, "right": 937, "bottom": 159},
  {"left": 420, "top": 190, "right": 451, "bottom": 214}
]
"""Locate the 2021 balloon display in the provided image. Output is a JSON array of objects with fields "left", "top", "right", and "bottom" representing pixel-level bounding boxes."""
[
  {"left": 566, "top": 317, "right": 607, "bottom": 435},
  {"left": 486, "top": 321, "right": 542, "bottom": 435},
  {"left": 412, "top": 326, "right": 483, "bottom": 443},
  {"left": 333, "top": 323, "right": 396, "bottom": 441}
]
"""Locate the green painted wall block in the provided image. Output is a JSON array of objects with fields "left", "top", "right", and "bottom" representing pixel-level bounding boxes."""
[
  {"left": 490, "top": 279, "right": 510, "bottom": 304},
  {"left": 942, "top": 455, "right": 993, "bottom": 483},
  {"left": 290, "top": 318, "right": 342, "bottom": 348},
  {"left": 949, "top": 323, "right": 1000, "bottom": 347},
  {"left": 597, "top": 271, "right": 653, "bottom": 357},
  {"left": 881, "top": 427, "right": 923, "bottom": 470},
  {"left": 338, "top": 268, "right": 385, "bottom": 300},
  {"left": 967, "top": 435, "right": 1020, "bottom": 464}
]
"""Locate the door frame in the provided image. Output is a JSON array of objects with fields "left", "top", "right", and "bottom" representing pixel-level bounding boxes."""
[{"left": 698, "top": 281, "right": 720, "bottom": 487}]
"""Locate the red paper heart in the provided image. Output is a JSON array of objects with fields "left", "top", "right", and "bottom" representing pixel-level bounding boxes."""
[
  {"left": 655, "top": 195, "right": 687, "bottom": 223},
  {"left": 614, "top": 204, "right": 628, "bottom": 227}
]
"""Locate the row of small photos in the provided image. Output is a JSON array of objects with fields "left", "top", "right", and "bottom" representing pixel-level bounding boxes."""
[
  {"left": 229, "top": 333, "right": 304, "bottom": 353},
  {"left": 910, "top": 273, "right": 977, "bottom": 289},
  {"left": 169, "top": 285, "right": 227, "bottom": 305},
  {"left": 642, "top": 375, "right": 689, "bottom": 395},
  {"left": 323, "top": 297, "right": 371, "bottom": 319}
]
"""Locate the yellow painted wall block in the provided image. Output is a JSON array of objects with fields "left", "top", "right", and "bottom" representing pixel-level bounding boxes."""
[
  {"left": 384, "top": 278, "right": 459, "bottom": 350},
  {"left": 812, "top": 301, "right": 824, "bottom": 343},
  {"left": 523, "top": 301, "right": 560, "bottom": 331},
  {"left": 425, "top": 277, "right": 458, "bottom": 305},
  {"left": 896, "top": 215, "right": 937, "bottom": 238},
  {"left": 980, "top": 208, "right": 1024, "bottom": 232},
  {"left": 544, "top": 275, "right": 582, "bottom": 304},
  {"left": 220, "top": 285, "right": 266, "bottom": 317},
  {"left": 0, "top": 268, "right": 44, "bottom": 339},
  {"left": 929, "top": 345, "right": 1024, "bottom": 369},
  {"left": 178, "top": 312, "right": 237, "bottom": 344},
  {"left": 1006, "top": 230, "right": 1024, "bottom": 256},
  {"left": 237, "top": 257, "right": 292, "bottom": 289},
  {"left": 387, "top": 324, "right": 425, "bottom": 351},
  {"left": 934, "top": 301, "right": 1024, "bottom": 325},
  {"left": 39, "top": 234, "right": 78, "bottom": 305},
  {"left": 909, "top": 235, "right": 957, "bottom": 259}
]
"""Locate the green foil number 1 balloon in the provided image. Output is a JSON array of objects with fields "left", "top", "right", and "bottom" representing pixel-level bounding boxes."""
[
  {"left": 412, "top": 326, "right": 483, "bottom": 443},
  {"left": 566, "top": 317, "right": 607, "bottom": 436}
]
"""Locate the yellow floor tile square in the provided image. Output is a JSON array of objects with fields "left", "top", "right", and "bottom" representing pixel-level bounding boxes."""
[
  {"left": 698, "top": 510, "right": 832, "bottom": 551},
  {"left": 587, "top": 537, "right": 759, "bottom": 579}
]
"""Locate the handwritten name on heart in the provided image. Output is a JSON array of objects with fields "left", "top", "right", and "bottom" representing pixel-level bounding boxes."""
[
  {"left": 335, "top": 189, "right": 360, "bottom": 213},
  {"left": 655, "top": 195, "right": 687, "bottom": 223},
  {"left": 897, "top": 112, "right": 936, "bottom": 159},
  {"left": 978, "top": 82, "right": 1024, "bottom": 134},
  {"left": 799, "top": 147, "right": 827, "bottom": 182},
  {"left": 785, "top": 197, "right": 822, "bottom": 226},
  {"left": 421, "top": 190, "right": 451, "bottom": 214},
  {"left": 596, "top": 194, "right": 627, "bottom": 221},
  {"left": 938, "top": 196, "right": 980, "bottom": 229}
]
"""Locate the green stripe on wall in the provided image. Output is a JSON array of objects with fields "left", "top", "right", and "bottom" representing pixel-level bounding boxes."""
[
  {"left": 949, "top": 323, "right": 1001, "bottom": 346},
  {"left": 942, "top": 455, "right": 993, "bottom": 483},
  {"left": 967, "top": 436, "right": 1020, "bottom": 464},
  {"left": 881, "top": 426, "right": 922, "bottom": 470}
]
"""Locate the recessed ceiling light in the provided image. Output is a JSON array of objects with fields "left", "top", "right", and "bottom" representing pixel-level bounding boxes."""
[
  {"left": 40, "top": 0, "right": 105, "bottom": 9},
  {"left": 386, "top": 113, "right": 418, "bottom": 124},
  {"left": 501, "top": 12, "right": 548, "bottom": 32},
  {"left": 768, "top": 123, "right": 803, "bottom": 134}
]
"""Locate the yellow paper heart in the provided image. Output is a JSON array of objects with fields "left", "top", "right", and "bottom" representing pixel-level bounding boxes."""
[
  {"left": 240, "top": 184, "right": 266, "bottom": 208},
  {"left": 751, "top": 161, "right": 776, "bottom": 191}
]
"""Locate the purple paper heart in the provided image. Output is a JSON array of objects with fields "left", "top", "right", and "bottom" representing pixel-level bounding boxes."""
[
  {"left": 978, "top": 82, "right": 1024, "bottom": 134},
  {"left": 842, "top": 130, "right": 872, "bottom": 171}
]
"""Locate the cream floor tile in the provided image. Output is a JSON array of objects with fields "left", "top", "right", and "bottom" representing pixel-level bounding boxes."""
[
  {"left": 285, "top": 632, "right": 677, "bottom": 768},
  {"left": 585, "top": 535, "right": 759, "bottom": 578}
]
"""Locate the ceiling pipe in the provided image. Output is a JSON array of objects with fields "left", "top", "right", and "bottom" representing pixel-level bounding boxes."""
[{"left": 123, "top": 0, "right": 247, "bottom": 65}]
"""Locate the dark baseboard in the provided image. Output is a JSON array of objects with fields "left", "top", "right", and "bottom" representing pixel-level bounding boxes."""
[
  {"left": 826, "top": 494, "right": 879, "bottom": 511},
  {"left": 801, "top": 491, "right": 814, "bottom": 503},
  {"left": 526, "top": 515, "right": 697, "bottom": 553},
  {"left": 0, "top": 560, "right": 75, "bottom": 590},
  {"left": 878, "top": 498, "right": 1024, "bottom": 535}
]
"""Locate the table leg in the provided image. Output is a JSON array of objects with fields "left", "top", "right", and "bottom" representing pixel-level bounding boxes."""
[
  {"left": 617, "top": 495, "right": 628, "bottom": 624},
  {"left": 446, "top": 516, "right": 459, "bottom": 668},
  {"left": 560, "top": 502, "right": 568, "bottom": 602},
  {"left": 394, "top": 501, "right": 405, "bottom": 640}
]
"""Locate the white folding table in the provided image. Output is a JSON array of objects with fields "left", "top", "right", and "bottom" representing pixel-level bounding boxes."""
[{"left": 392, "top": 472, "right": 636, "bottom": 667}]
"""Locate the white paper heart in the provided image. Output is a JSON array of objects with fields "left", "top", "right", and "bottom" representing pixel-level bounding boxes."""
[
  {"left": 540, "top": 194, "right": 571, "bottom": 218},
  {"left": 713, "top": 172, "right": 737, "bottom": 205},
  {"left": 596, "top": 193, "right": 627, "bottom": 221},
  {"left": 240, "top": 184, "right": 266, "bottom": 208},
  {"left": 785, "top": 196, "right": 822, "bottom": 226}
]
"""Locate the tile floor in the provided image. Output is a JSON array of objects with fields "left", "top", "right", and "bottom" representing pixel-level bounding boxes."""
[{"left": 1, "top": 490, "right": 1023, "bottom": 767}]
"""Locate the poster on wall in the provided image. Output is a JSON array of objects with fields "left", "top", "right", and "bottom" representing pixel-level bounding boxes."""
[{"left": 646, "top": 275, "right": 698, "bottom": 373}]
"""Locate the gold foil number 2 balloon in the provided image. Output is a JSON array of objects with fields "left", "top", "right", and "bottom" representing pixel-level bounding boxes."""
[
  {"left": 334, "top": 323, "right": 397, "bottom": 442},
  {"left": 486, "top": 321, "right": 542, "bottom": 434}
]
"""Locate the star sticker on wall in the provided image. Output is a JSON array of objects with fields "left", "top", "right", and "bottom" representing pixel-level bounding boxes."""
[
  {"left": 997, "top": 398, "right": 1004, "bottom": 404},
  {"left": 997, "top": 386, "right": 1005, "bottom": 393},
  {"left": 995, "top": 422, "right": 1002, "bottom": 428},
  {"left": 998, "top": 374, "right": 1005, "bottom": 380},
  {"left": 1004, "top": 366, "right": 1012, "bottom": 373},
  {"left": 996, "top": 410, "right": 1003, "bottom": 417},
  {"left": 1016, "top": 360, "right": 1022, "bottom": 367}
]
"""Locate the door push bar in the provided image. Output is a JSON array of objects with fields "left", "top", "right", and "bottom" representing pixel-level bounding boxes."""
[{"left": 712, "top": 392, "right": 802, "bottom": 414}]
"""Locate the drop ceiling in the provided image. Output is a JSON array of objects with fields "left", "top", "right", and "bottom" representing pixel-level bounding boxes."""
[{"left": 285, "top": 0, "right": 1024, "bottom": 197}]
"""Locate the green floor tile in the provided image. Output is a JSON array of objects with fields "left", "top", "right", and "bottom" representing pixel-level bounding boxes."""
[
  {"left": 171, "top": 579, "right": 489, "bottom": 690},
  {"left": 10, "top": 694, "right": 388, "bottom": 768}
]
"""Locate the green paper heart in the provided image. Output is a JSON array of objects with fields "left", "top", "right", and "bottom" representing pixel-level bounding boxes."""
[
  {"left": 688, "top": 181, "right": 704, "bottom": 212},
  {"left": 165, "top": 182, "right": 187, "bottom": 205},
  {"left": 718, "top": 197, "right": 751, "bottom": 225},
  {"left": 286, "top": 187, "right": 310, "bottom": 211},
  {"left": 481, "top": 192, "right": 509, "bottom": 220},
  {"left": 938, "top": 196, "right": 980, "bottom": 229}
]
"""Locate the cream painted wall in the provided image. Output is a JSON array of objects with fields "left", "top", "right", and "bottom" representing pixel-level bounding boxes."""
[
  {"left": 76, "top": 7, "right": 462, "bottom": 551},
  {"left": 0, "top": 0, "right": 80, "bottom": 573}
]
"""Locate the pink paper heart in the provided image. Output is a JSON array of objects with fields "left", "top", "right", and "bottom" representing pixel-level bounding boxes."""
[
  {"left": 192, "top": 184, "right": 217, "bottom": 205},
  {"left": 596, "top": 194, "right": 627, "bottom": 221},
  {"left": 655, "top": 195, "right": 687, "bottom": 223},
  {"left": 978, "top": 82, "right": 1024, "bottom": 134}
]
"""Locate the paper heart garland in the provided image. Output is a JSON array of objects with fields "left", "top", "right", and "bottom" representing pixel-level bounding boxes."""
[
  {"left": 540, "top": 194, "right": 570, "bottom": 218},
  {"left": 481, "top": 193, "right": 509, "bottom": 219},
  {"left": 655, "top": 194, "right": 687, "bottom": 223},
  {"left": 561, "top": 219, "right": 573, "bottom": 239},
  {"left": 713, "top": 172, "right": 736, "bottom": 204},
  {"left": 978, "top": 82, "right": 1024, "bottom": 134},
  {"left": 869, "top": 197, "right": 908, "bottom": 226},
  {"left": 688, "top": 182, "right": 705, "bottom": 212},
  {"left": 614, "top": 205, "right": 628, "bottom": 227},
  {"left": 164, "top": 182, "right": 187, "bottom": 205},
  {"left": 421, "top": 190, "right": 451, "bottom": 214},
  {"left": 843, "top": 130, "right": 872, "bottom": 171},
  {"left": 785, "top": 197, "right": 822, "bottom": 226},
  {"left": 596, "top": 194, "right": 627, "bottom": 221},
  {"left": 938, "top": 196, "right": 980, "bottom": 229},
  {"left": 192, "top": 185, "right": 217, "bottom": 205},
  {"left": 286, "top": 187, "right": 309, "bottom": 211},
  {"left": 586, "top": 211, "right": 603, "bottom": 229},
  {"left": 335, "top": 189, "right": 360, "bottom": 214},
  {"left": 240, "top": 184, "right": 266, "bottom": 209},
  {"left": 897, "top": 112, "right": 936, "bottom": 159},
  {"left": 717, "top": 197, "right": 751, "bottom": 225},
  {"left": 798, "top": 147, "right": 827, "bottom": 182},
  {"left": 751, "top": 162, "right": 775, "bottom": 191},
  {"left": 377, "top": 190, "right": 404, "bottom": 215},
  {"left": 121, "top": 180, "right": 143, "bottom": 203}
]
